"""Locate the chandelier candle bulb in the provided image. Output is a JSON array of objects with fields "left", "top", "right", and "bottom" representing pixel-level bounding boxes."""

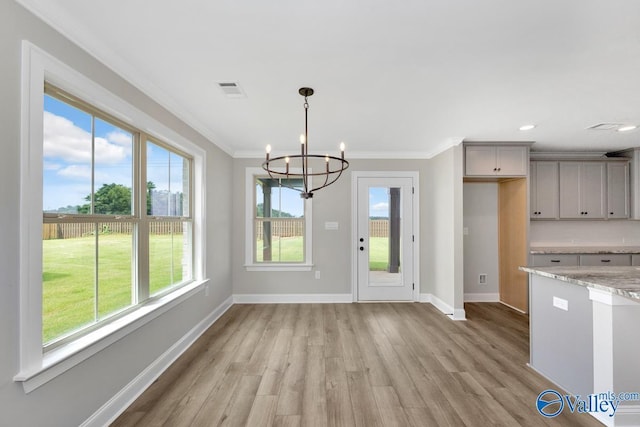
[
  {"left": 285, "top": 156, "right": 290, "bottom": 175},
  {"left": 265, "top": 144, "right": 271, "bottom": 161}
]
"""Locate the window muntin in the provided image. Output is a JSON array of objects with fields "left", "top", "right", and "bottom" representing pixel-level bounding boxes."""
[
  {"left": 42, "top": 85, "right": 193, "bottom": 347},
  {"left": 254, "top": 177, "right": 306, "bottom": 264}
]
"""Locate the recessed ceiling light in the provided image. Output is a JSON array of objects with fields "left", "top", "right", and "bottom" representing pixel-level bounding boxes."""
[
  {"left": 519, "top": 124, "right": 536, "bottom": 131},
  {"left": 617, "top": 125, "right": 637, "bottom": 132}
]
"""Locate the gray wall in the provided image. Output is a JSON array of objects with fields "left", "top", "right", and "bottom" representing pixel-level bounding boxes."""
[
  {"left": 232, "top": 154, "right": 464, "bottom": 313},
  {"left": 0, "top": 2, "right": 232, "bottom": 426},
  {"left": 424, "top": 145, "right": 465, "bottom": 315},
  {"left": 463, "top": 183, "right": 499, "bottom": 298}
]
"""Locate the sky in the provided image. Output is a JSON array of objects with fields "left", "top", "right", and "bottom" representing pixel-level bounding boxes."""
[{"left": 43, "top": 94, "right": 187, "bottom": 213}]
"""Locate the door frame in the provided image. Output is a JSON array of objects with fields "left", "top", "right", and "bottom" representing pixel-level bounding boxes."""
[{"left": 351, "top": 171, "right": 420, "bottom": 302}]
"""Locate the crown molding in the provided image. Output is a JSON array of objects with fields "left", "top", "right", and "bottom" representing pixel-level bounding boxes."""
[
  {"left": 530, "top": 151, "right": 608, "bottom": 160},
  {"left": 16, "top": 0, "right": 235, "bottom": 157}
]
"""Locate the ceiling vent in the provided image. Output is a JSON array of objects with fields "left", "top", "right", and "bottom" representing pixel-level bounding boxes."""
[
  {"left": 587, "top": 123, "right": 625, "bottom": 131},
  {"left": 217, "top": 82, "right": 246, "bottom": 98}
]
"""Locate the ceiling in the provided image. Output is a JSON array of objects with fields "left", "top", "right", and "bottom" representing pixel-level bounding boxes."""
[{"left": 18, "top": 0, "right": 640, "bottom": 158}]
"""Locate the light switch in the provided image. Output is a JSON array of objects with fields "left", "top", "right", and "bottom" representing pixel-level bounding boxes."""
[{"left": 463, "top": 227, "right": 469, "bottom": 235}]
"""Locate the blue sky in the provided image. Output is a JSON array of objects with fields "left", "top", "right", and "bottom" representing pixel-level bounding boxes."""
[
  {"left": 369, "top": 187, "right": 390, "bottom": 218},
  {"left": 43, "top": 94, "right": 186, "bottom": 212}
]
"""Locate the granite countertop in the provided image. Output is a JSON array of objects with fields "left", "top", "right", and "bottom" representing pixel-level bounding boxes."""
[
  {"left": 530, "top": 246, "right": 640, "bottom": 254},
  {"left": 520, "top": 266, "right": 640, "bottom": 301}
]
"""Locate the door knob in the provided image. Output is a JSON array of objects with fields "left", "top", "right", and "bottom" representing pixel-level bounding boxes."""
[
  {"left": 359, "top": 238, "right": 364, "bottom": 242},
  {"left": 359, "top": 246, "right": 364, "bottom": 251}
]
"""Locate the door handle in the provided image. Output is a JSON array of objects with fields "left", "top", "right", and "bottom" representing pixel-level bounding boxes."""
[
  {"left": 359, "top": 238, "right": 364, "bottom": 242},
  {"left": 359, "top": 246, "right": 365, "bottom": 251}
]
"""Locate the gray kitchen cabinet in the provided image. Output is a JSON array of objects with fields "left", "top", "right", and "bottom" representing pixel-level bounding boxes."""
[
  {"left": 559, "top": 162, "right": 606, "bottom": 219},
  {"left": 579, "top": 254, "right": 631, "bottom": 266},
  {"left": 607, "top": 162, "right": 630, "bottom": 219},
  {"left": 530, "top": 161, "right": 559, "bottom": 219},
  {"left": 531, "top": 254, "right": 579, "bottom": 266},
  {"left": 633, "top": 255, "right": 640, "bottom": 266},
  {"left": 465, "top": 145, "right": 527, "bottom": 176}
]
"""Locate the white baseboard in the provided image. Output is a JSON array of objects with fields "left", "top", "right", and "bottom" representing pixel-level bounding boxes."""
[
  {"left": 233, "top": 293, "right": 353, "bottom": 303},
  {"left": 81, "top": 295, "right": 234, "bottom": 427},
  {"left": 419, "top": 293, "right": 466, "bottom": 320},
  {"left": 464, "top": 293, "right": 500, "bottom": 302}
]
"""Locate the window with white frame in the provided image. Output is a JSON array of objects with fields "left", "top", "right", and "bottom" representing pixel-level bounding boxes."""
[
  {"left": 245, "top": 168, "right": 312, "bottom": 270},
  {"left": 16, "top": 43, "right": 206, "bottom": 390},
  {"left": 42, "top": 84, "right": 194, "bottom": 348}
]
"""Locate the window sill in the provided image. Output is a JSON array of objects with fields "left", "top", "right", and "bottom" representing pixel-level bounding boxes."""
[
  {"left": 14, "top": 279, "right": 209, "bottom": 393},
  {"left": 244, "top": 264, "right": 313, "bottom": 272}
]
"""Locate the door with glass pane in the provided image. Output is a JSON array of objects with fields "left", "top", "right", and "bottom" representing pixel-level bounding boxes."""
[{"left": 357, "top": 177, "right": 414, "bottom": 301}]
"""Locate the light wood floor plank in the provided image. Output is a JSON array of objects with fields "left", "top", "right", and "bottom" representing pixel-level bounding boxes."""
[{"left": 113, "top": 302, "right": 603, "bottom": 427}]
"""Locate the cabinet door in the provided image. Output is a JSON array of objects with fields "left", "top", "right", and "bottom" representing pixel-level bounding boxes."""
[
  {"left": 559, "top": 162, "right": 582, "bottom": 218},
  {"left": 581, "top": 163, "right": 606, "bottom": 219},
  {"left": 465, "top": 146, "right": 496, "bottom": 176},
  {"left": 607, "top": 162, "right": 629, "bottom": 219},
  {"left": 496, "top": 146, "right": 527, "bottom": 176},
  {"left": 531, "top": 161, "right": 559, "bottom": 219},
  {"left": 531, "top": 254, "right": 579, "bottom": 266}
]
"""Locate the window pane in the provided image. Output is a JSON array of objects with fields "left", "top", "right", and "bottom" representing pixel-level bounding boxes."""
[
  {"left": 255, "top": 219, "right": 304, "bottom": 262},
  {"left": 93, "top": 118, "right": 133, "bottom": 215},
  {"left": 255, "top": 177, "right": 304, "bottom": 218},
  {"left": 43, "top": 94, "right": 92, "bottom": 214},
  {"left": 149, "top": 221, "right": 192, "bottom": 295},
  {"left": 147, "top": 142, "right": 190, "bottom": 217},
  {"left": 42, "top": 222, "right": 97, "bottom": 344},
  {"left": 97, "top": 223, "right": 133, "bottom": 318}
]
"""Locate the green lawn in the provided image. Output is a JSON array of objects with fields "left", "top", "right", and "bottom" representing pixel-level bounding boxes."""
[
  {"left": 256, "top": 236, "right": 390, "bottom": 270},
  {"left": 43, "top": 233, "right": 183, "bottom": 344}
]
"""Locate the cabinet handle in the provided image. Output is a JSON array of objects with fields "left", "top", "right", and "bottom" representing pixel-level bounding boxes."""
[
  {"left": 601, "top": 259, "right": 611, "bottom": 263},
  {"left": 493, "top": 168, "right": 497, "bottom": 171},
  {"left": 497, "top": 167, "right": 501, "bottom": 171},
  {"left": 610, "top": 212, "right": 614, "bottom": 215},
  {"left": 550, "top": 260, "right": 561, "bottom": 263}
]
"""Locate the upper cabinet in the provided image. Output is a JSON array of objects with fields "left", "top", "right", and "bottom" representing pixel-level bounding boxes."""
[
  {"left": 530, "top": 161, "right": 559, "bottom": 219},
  {"left": 465, "top": 145, "right": 528, "bottom": 177},
  {"left": 559, "top": 162, "right": 606, "bottom": 219},
  {"left": 607, "top": 162, "right": 630, "bottom": 219}
]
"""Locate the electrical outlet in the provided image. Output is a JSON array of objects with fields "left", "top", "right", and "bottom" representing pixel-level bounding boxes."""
[
  {"left": 553, "top": 296, "right": 568, "bottom": 311},
  {"left": 479, "top": 274, "right": 487, "bottom": 285},
  {"left": 315, "top": 270, "right": 321, "bottom": 280}
]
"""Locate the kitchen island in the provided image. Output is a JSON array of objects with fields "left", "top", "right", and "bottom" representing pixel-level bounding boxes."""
[{"left": 521, "top": 266, "right": 640, "bottom": 426}]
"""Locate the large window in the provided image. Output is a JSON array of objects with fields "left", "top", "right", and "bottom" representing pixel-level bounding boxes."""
[
  {"left": 42, "top": 84, "right": 193, "bottom": 347},
  {"left": 245, "top": 169, "right": 312, "bottom": 270},
  {"left": 17, "top": 43, "right": 206, "bottom": 392}
]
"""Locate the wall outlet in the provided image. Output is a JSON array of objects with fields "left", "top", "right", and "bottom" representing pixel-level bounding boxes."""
[
  {"left": 315, "top": 270, "right": 321, "bottom": 280},
  {"left": 479, "top": 274, "right": 487, "bottom": 285},
  {"left": 553, "top": 296, "right": 569, "bottom": 311}
]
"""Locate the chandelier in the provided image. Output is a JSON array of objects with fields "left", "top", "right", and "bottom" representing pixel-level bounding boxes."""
[{"left": 262, "top": 87, "right": 349, "bottom": 199}]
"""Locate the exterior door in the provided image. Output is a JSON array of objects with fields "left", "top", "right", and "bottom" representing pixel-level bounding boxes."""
[{"left": 356, "top": 177, "right": 414, "bottom": 301}]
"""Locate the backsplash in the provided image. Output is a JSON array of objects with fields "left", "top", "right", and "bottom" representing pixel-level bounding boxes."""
[{"left": 530, "top": 220, "right": 640, "bottom": 247}]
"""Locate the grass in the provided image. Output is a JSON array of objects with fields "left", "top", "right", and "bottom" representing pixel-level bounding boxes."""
[
  {"left": 255, "top": 236, "right": 391, "bottom": 270},
  {"left": 43, "top": 232, "right": 183, "bottom": 344}
]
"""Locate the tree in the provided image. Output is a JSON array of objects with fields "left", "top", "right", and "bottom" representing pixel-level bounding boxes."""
[
  {"left": 256, "top": 203, "right": 295, "bottom": 218},
  {"left": 146, "top": 181, "right": 156, "bottom": 215},
  {"left": 79, "top": 183, "right": 131, "bottom": 215}
]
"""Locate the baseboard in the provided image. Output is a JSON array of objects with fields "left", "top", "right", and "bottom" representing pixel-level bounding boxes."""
[
  {"left": 233, "top": 293, "right": 354, "bottom": 303},
  {"left": 81, "top": 295, "right": 234, "bottom": 427},
  {"left": 420, "top": 293, "right": 466, "bottom": 320},
  {"left": 464, "top": 292, "right": 500, "bottom": 302}
]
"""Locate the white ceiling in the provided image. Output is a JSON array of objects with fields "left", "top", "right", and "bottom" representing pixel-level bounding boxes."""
[{"left": 18, "top": 0, "right": 640, "bottom": 158}]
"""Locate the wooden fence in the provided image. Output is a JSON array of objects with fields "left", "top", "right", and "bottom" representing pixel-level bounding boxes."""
[
  {"left": 369, "top": 219, "right": 389, "bottom": 238},
  {"left": 43, "top": 222, "right": 184, "bottom": 240}
]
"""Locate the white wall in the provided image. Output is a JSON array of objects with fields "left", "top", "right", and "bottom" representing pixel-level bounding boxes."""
[
  {"left": 424, "top": 145, "right": 465, "bottom": 318},
  {"left": 463, "top": 183, "right": 499, "bottom": 300},
  {"left": 0, "top": 3, "right": 233, "bottom": 426},
  {"left": 530, "top": 220, "right": 640, "bottom": 247}
]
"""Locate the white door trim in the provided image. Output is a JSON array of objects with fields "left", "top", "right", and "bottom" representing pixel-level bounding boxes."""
[{"left": 351, "top": 171, "right": 420, "bottom": 302}]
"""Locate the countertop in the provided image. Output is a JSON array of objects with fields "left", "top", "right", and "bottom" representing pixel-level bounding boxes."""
[
  {"left": 520, "top": 266, "right": 640, "bottom": 301},
  {"left": 530, "top": 246, "right": 640, "bottom": 254}
]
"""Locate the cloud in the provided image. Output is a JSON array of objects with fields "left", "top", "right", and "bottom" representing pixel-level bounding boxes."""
[
  {"left": 371, "top": 202, "right": 389, "bottom": 215},
  {"left": 57, "top": 164, "right": 92, "bottom": 179},
  {"left": 43, "top": 161, "right": 61, "bottom": 171},
  {"left": 43, "top": 111, "right": 130, "bottom": 164}
]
